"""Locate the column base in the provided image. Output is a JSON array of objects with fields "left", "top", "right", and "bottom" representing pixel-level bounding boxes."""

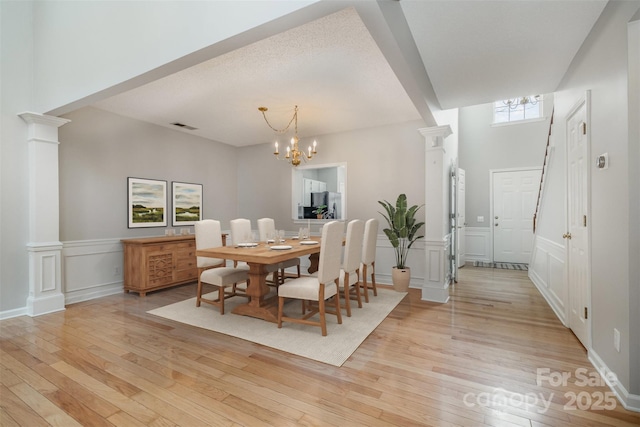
[{"left": 27, "top": 293, "right": 65, "bottom": 317}]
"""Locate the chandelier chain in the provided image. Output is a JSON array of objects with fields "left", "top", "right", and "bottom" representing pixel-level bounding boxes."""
[{"left": 260, "top": 105, "right": 298, "bottom": 135}]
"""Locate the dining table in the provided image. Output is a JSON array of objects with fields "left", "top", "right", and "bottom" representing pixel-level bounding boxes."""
[{"left": 195, "top": 236, "right": 323, "bottom": 323}]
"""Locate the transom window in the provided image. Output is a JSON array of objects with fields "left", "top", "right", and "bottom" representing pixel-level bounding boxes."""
[{"left": 493, "top": 95, "right": 543, "bottom": 124}]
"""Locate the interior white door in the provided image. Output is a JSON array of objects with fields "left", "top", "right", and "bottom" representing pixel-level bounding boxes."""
[
  {"left": 493, "top": 169, "right": 541, "bottom": 263},
  {"left": 457, "top": 169, "right": 466, "bottom": 267},
  {"left": 567, "top": 98, "right": 590, "bottom": 349}
]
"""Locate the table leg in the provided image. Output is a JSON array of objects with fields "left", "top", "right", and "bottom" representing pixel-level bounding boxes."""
[
  {"left": 232, "top": 262, "right": 279, "bottom": 322},
  {"left": 308, "top": 252, "right": 319, "bottom": 274}
]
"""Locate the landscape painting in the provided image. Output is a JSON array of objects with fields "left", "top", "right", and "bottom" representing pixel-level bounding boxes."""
[
  {"left": 172, "top": 182, "right": 202, "bottom": 226},
  {"left": 128, "top": 177, "right": 167, "bottom": 228}
]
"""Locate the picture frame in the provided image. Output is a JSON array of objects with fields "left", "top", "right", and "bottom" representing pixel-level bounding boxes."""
[
  {"left": 128, "top": 177, "right": 168, "bottom": 228},
  {"left": 172, "top": 181, "right": 203, "bottom": 226}
]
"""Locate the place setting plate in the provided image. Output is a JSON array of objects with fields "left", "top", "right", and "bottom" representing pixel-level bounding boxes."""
[
  {"left": 270, "top": 245, "right": 293, "bottom": 250},
  {"left": 237, "top": 243, "right": 258, "bottom": 248},
  {"left": 300, "top": 241, "right": 319, "bottom": 245}
]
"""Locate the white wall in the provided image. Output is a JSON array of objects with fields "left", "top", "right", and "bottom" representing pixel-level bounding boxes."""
[
  {"left": 459, "top": 98, "right": 553, "bottom": 228},
  {"left": 552, "top": 0, "right": 639, "bottom": 401},
  {"left": 236, "top": 119, "right": 427, "bottom": 232},
  {"left": 0, "top": 1, "right": 34, "bottom": 314},
  {"left": 33, "top": 0, "right": 318, "bottom": 114}
]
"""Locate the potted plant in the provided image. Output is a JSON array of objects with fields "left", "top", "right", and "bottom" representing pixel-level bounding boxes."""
[
  {"left": 378, "top": 194, "right": 424, "bottom": 292},
  {"left": 312, "top": 205, "right": 327, "bottom": 219}
]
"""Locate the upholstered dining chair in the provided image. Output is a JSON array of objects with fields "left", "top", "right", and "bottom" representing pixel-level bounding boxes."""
[
  {"left": 257, "top": 217, "right": 301, "bottom": 285},
  {"left": 194, "top": 219, "right": 249, "bottom": 315},
  {"left": 277, "top": 220, "right": 343, "bottom": 336},
  {"left": 339, "top": 219, "right": 364, "bottom": 317},
  {"left": 230, "top": 218, "right": 279, "bottom": 284},
  {"left": 360, "top": 218, "right": 379, "bottom": 303}
]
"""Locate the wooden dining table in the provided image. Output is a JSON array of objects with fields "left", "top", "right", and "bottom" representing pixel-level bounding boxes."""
[{"left": 196, "top": 236, "right": 322, "bottom": 323}]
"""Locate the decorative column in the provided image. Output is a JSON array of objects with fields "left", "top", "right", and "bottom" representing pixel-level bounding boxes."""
[
  {"left": 419, "top": 125, "right": 453, "bottom": 303},
  {"left": 19, "top": 112, "right": 71, "bottom": 316}
]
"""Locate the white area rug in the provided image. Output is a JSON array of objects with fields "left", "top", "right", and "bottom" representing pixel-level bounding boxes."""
[{"left": 147, "top": 288, "right": 406, "bottom": 367}]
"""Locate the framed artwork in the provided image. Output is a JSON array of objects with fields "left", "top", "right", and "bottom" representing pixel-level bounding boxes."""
[
  {"left": 172, "top": 181, "right": 203, "bottom": 226},
  {"left": 128, "top": 177, "right": 167, "bottom": 228}
]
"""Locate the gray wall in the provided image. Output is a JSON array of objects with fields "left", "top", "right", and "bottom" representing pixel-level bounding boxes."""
[
  {"left": 1, "top": 1, "right": 33, "bottom": 312},
  {"left": 459, "top": 99, "right": 553, "bottom": 228},
  {"left": 59, "top": 107, "right": 240, "bottom": 240},
  {"left": 551, "top": 1, "right": 639, "bottom": 395},
  {"left": 236, "top": 120, "right": 427, "bottom": 232}
]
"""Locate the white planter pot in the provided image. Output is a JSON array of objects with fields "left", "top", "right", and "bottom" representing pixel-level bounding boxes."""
[{"left": 391, "top": 267, "right": 411, "bottom": 292}]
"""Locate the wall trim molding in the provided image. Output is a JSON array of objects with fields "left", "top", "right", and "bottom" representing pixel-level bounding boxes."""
[
  {"left": 589, "top": 349, "right": 640, "bottom": 413},
  {"left": 464, "top": 227, "right": 491, "bottom": 263},
  {"left": 529, "top": 235, "right": 567, "bottom": 326}
]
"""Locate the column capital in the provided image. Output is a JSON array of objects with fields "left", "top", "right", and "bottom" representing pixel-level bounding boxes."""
[
  {"left": 418, "top": 125, "right": 453, "bottom": 147},
  {"left": 19, "top": 112, "right": 70, "bottom": 128}
]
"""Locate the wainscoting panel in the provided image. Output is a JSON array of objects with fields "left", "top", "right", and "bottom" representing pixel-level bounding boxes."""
[
  {"left": 62, "top": 239, "right": 125, "bottom": 305},
  {"left": 528, "top": 235, "right": 567, "bottom": 325},
  {"left": 375, "top": 237, "right": 425, "bottom": 288},
  {"left": 464, "top": 227, "right": 492, "bottom": 263}
]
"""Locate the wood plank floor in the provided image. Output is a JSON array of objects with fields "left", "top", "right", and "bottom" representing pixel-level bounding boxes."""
[{"left": 2, "top": 266, "right": 639, "bottom": 426}]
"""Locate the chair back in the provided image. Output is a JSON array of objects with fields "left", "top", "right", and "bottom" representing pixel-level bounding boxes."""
[
  {"left": 230, "top": 218, "right": 252, "bottom": 245},
  {"left": 194, "top": 219, "right": 225, "bottom": 268},
  {"left": 362, "top": 218, "right": 379, "bottom": 267},
  {"left": 317, "top": 221, "right": 343, "bottom": 285},
  {"left": 257, "top": 218, "right": 276, "bottom": 242},
  {"left": 343, "top": 219, "right": 364, "bottom": 274}
]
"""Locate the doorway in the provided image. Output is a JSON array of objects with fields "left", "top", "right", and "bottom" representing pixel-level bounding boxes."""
[
  {"left": 566, "top": 93, "right": 591, "bottom": 349},
  {"left": 491, "top": 168, "right": 542, "bottom": 263}
]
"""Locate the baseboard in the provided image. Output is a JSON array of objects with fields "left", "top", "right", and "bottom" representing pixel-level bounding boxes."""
[
  {"left": 589, "top": 349, "right": 640, "bottom": 413},
  {"left": 0, "top": 306, "right": 28, "bottom": 320}
]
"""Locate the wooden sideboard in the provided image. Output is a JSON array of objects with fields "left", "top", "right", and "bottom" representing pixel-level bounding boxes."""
[{"left": 122, "top": 234, "right": 227, "bottom": 296}]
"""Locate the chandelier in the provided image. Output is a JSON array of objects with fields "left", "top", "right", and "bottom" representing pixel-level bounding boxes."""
[
  {"left": 258, "top": 105, "right": 317, "bottom": 166},
  {"left": 502, "top": 95, "right": 541, "bottom": 109}
]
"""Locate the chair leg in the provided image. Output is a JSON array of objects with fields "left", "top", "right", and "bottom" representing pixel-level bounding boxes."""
[
  {"left": 371, "top": 262, "right": 378, "bottom": 296},
  {"left": 354, "top": 269, "right": 363, "bottom": 308},
  {"left": 343, "top": 273, "right": 351, "bottom": 317},
  {"left": 196, "top": 277, "right": 203, "bottom": 307},
  {"left": 277, "top": 296, "right": 284, "bottom": 328},
  {"left": 361, "top": 265, "right": 370, "bottom": 303},
  {"left": 334, "top": 279, "right": 342, "bottom": 325},
  {"left": 319, "top": 297, "right": 327, "bottom": 336},
  {"left": 218, "top": 285, "right": 225, "bottom": 315},
  {"left": 296, "top": 264, "right": 301, "bottom": 278}
]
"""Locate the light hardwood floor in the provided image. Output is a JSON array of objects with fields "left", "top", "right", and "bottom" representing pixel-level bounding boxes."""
[{"left": 2, "top": 266, "right": 639, "bottom": 426}]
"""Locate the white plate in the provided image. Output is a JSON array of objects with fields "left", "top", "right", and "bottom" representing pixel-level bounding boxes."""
[
  {"left": 237, "top": 242, "right": 258, "bottom": 248},
  {"left": 300, "top": 240, "right": 318, "bottom": 245},
  {"left": 270, "top": 245, "right": 292, "bottom": 250}
]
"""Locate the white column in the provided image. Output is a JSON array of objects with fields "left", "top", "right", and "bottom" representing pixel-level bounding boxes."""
[
  {"left": 19, "top": 112, "right": 71, "bottom": 316},
  {"left": 419, "top": 125, "right": 452, "bottom": 303}
]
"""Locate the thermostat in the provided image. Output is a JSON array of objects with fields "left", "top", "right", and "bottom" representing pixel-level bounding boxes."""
[{"left": 596, "top": 153, "right": 609, "bottom": 169}]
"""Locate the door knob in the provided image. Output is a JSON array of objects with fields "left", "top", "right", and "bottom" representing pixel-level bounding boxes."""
[
  {"left": 495, "top": 216, "right": 499, "bottom": 219},
  {"left": 563, "top": 233, "right": 572, "bottom": 239},
  {"left": 495, "top": 223, "right": 499, "bottom": 227}
]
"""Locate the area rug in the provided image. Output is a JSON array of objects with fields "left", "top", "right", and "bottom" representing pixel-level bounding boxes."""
[
  {"left": 473, "top": 261, "right": 529, "bottom": 270},
  {"left": 147, "top": 288, "right": 406, "bottom": 367}
]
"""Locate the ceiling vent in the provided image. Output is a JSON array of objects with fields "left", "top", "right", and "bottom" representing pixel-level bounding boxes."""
[{"left": 171, "top": 122, "right": 198, "bottom": 131}]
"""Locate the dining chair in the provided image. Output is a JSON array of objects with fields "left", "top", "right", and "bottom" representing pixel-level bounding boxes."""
[
  {"left": 257, "top": 217, "right": 301, "bottom": 285},
  {"left": 194, "top": 219, "right": 249, "bottom": 315},
  {"left": 339, "top": 219, "right": 364, "bottom": 317},
  {"left": 360, "top": 218, "right": 379, "bottom": 303},
  {"left": 230, "top": 218, "right": 280, "bottom": 285},
  {"left": 277, "top": 220, "right": 343, "bottom": 336}
]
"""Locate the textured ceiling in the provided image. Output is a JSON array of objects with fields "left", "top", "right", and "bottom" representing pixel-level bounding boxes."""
[{"left": 91, "top": 1, "right": 608, "bottom": 147}]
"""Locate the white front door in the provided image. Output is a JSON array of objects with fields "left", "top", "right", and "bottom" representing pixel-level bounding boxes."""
[
  {"left": 493, "top": 169, "right": 541, "bottom": 263},
  {"left": 457, "top": 169, "right": 466, "bottom": 267},
  {"left": 567, "top": 96, "right": 590, "bottom": 349}
]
